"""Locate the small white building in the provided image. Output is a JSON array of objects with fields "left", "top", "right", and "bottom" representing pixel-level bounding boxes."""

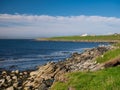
[{"left": 81, "top": 33, "right": 88, "bottom": 36}]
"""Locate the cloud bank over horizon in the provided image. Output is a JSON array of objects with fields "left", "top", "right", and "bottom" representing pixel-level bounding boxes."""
[{"left": 0, "top": 14, "right": 120, "bottom": 39}]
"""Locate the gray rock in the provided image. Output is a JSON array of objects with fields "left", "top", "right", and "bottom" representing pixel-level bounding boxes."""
[{"left": 38, "top": 83, "right": 48, "bottom": 90}]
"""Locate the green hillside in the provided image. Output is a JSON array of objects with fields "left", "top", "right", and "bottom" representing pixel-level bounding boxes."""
[{"left": 39, "top": 34, "right": 120, "bottom": 42}]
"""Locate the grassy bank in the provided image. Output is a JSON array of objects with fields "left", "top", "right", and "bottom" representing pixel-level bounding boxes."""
[
  {"left": 51, "top": 41, "right": 120, "bottom": 90},
  {"left": 51, "top": 67, "right": 120, "bottom": 90},
  {"left": 38, "top": 34, "right": 120, "bottom": 42},
  {"left": 96, "top": 48, "right": 120, "bottom": 63}
]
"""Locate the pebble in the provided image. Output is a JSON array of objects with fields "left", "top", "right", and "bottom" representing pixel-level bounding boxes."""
[
  {"left": 19, "top": 73, "right": 23, "bottom": 76},
  {"left": 2, "top": 71, "right": 7, "bottom": 75},
  {"left": 15, "top": 70, "right": 19, "bottom": 74}
]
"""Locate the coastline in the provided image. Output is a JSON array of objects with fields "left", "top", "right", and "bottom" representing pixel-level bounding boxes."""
[
  {"left": 35, "top": 39, "right": 118, "bottom": 43},
  {"left": 0, "top": 45, "right": 114, "bottom": 90}
]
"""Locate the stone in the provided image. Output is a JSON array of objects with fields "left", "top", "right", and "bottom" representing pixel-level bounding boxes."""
[
  {"left": 15, "top": 70, "right": 19, "bottom": 74},
  {"left": 10, "top": 73, "right": 15, "bottom": 77},
  {"left": 38, "top": 83, "right": 47, "bottom": 90},
  {"left": 2, "top": 71, "right": 7, "bottom": 75},
  {"left": 12, "top": 76, "right": 17, "bottom": 80},
  {"left": 11, "top": 71, "right": 15, "bottom": 74},
  {"left": 6, "top": 76, "right": 11, "bottom": 81},
  {"left": 44, "top": 79, "right": 54, "bottom": 87},
  {"left": 0, "top": 79, "right": 5, "bottom": 86},
  {"left": 23, "top": 71, "right": 28, "bottom": 75},
  {"left": 12, "top": 76, "right": 17, "bottom": 82},
  {"left": 19, "top": 73, "right": 23, "bottom": 76},
  {"left": 17, "top": 86, "right": 22, "bottom": 90},
  {"left": 13, "top": 82, "right": 18, "bottom": 88},
  {"left": 6, "top": 86, "right": 14, "bottom": 90},
  {"left": 18, "top": 79, "right": 23, "bottom": 86}
]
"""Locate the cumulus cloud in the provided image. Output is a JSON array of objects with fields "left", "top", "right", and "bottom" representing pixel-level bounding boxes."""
[{"left": 0, "top": 14, "right": 120, "bottom": 38}]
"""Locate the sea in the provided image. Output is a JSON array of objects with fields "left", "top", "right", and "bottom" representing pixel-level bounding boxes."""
[{"left": 0, "top": 39, "right": 109, "bottom": 71}]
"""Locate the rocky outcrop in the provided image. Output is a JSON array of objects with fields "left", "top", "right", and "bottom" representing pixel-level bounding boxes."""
[{"left": 0, "top": 46, "right": 113, "bottom": 90}]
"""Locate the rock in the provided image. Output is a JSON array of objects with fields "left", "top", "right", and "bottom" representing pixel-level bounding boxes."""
[
  {"left": 23, "top": 71, "right": 28, "bottom": 75},
  {"left": 15, "top": 70, "right": 19, "bottom": 74},
  {"left": 38, "top": 83, "right": 48, "bottom": 90},
  {"left": 6, "top": 86, "right": 14, "bottom": 90},
  {"left": 7, "top": 79, "right": 12, "bottom": 86},
  {"left": 13, "top": 82, "right": 18, "bottom": 88},
  {"left": 11, "top": 71, "right": 15, "bottom": 74},
  {"left": 19, "top": 73, "right": 23, "bottom": 76},
  {"left": 12, "top": 76, "right": 17, "bottom": 83},
  {"left": 43, "top": 79, "right": 54, "bottom": 87},
  {"left": 18, "top": 79, "right": 23, "bottom": 86},
  {"left": 6, "top": 76, "right": 11, "bottom": 81},
  {"left": 17, "top": 86, "right": 22, "bottom": 90},
  {"left": 0, "top": 79, "right": 5, "bottom": 86},
  {"left": 12, "top": 76, "right": 17, "bottom": 80},
  {"left": 104, "top": 57, "right": 120, "bottom": 68},
  {"left": 2, "top": 71, "right": 7, "bottom": 75}
]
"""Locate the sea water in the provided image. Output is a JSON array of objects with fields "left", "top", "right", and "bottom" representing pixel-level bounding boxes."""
[{"left": 0, "top": 39, "right": 109, "bottom": 71}]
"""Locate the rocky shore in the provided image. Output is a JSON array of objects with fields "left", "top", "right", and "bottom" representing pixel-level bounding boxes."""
[{"left": 0, "top": 45, "right": 114, "bottom": 90}]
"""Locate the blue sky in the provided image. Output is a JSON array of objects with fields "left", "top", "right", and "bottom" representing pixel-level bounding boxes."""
[{"left": 0, "top": 0, "right": 120, "bottom": 38}]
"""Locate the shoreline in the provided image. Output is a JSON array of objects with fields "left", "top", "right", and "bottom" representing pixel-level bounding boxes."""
[
  {"left": 0, "top": 45, "right": 114, "bottom": 90},
  {"left": 35, "top": 39, "right": 118, "bottom": 43}
]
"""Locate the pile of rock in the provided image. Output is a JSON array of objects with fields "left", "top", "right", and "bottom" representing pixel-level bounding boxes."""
[
  {"left": 68, "top": 46, "right": 110, "bottom": 71},
  {"left": 0, "top": 46, "right": 113, "bottom": 90},
  {"left": 0, "top": 70, "right": 30, "bottom": 90}
]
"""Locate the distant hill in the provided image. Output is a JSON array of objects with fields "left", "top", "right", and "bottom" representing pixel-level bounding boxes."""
[{"left": 36, "top": 34, "right": 120, "bottom": 42}]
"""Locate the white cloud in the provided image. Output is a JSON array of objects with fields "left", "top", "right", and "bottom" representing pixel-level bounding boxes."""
[{"left": 0, "top": 14, "right": 120, "bottom": 38}]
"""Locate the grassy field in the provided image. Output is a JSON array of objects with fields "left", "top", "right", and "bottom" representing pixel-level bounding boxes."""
[
  {"left": 42, "top": 34, "right": 120, "bottom": 42},
  {"left": 51, "top": 67, "right": 120, "bottom": 90}
]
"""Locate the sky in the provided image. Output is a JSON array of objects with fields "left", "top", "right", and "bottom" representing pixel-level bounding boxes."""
[{"left": 0, "top": 0, "right": 120, "bottom": 39}]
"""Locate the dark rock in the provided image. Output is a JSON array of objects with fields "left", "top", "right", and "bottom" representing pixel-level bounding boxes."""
[
  {"left": 104, "top": 57, "right": 120, "bottom": 68},
  {"left": 38, "top": 83, "right": 48, "bottom": 90}
]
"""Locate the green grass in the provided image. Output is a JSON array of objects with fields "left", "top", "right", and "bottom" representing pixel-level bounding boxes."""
[
  {"left": 46, "top": 34, "right": 120, "bottom": 42},
  {"left": 96, "top": 48, "right": 120, "bottom": 63},
  {"left": 51, "top": 67, "right": 120, "bottom": 90},
  {"left": 113, "top": 42, "right": 120, "bottom": 47}
]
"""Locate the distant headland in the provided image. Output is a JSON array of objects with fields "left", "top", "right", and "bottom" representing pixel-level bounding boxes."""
[{"left": 36, "top": 34, "right": 120, "bottom": 43}]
